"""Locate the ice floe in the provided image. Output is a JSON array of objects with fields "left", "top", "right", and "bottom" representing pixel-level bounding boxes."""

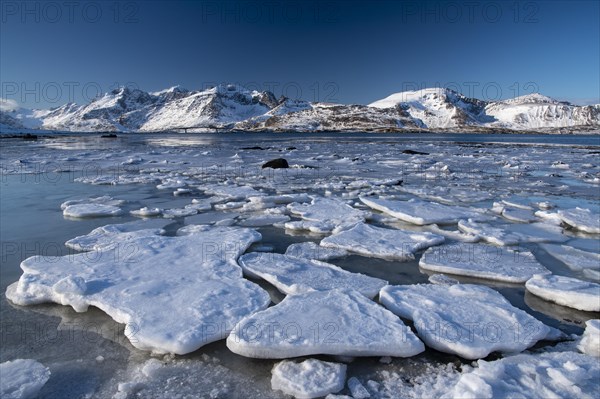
[
  {"left": 443, "top": 351, "right": 600, "bottom": 399},
  {"left": 419, "top": 243, "right": 550, "bottom": 283},
  {"left": 227, "top": 289, "right": 425, "bottom": 358},
  {"left": 65, "top": 219, "right": 168, "bottom": 251},
  {"left": 200, "top": 184, "right": 264, "bottom": 200},
  {"left": 130, "top": 207, "right": 162, "bottom": 217},
  {"left": 347, "top": 377, "right": 370, "bottom": 399},
  {"left": 62, "top": 203, "right": 124, "bottom": 218},
  {"left": 578, "top": 319, "right": 600, "bottom": 357},
  {"left": 237, "top": 214, "right": 290, "bottom": 227},
  {"left": 287, "top": 197, "right": 368, "bottom": 233},
  {"left": 541, "top": 244, "right": 600, "bottom": 274},
  {"left": 238, "top": 252, "right": 387, "bottom": 298},
  {"left": 6, "top": 228, "right": 270, "bottom": 354},
  {"left": 360, "top": 197, "right": 487, "bottom": 225},
  {"left": 60, "top": 195, "right": 125, "bottom": 210},
  {"left": 271, "top": 359, "right": 347, "bottom": 399},
  {"left": 558, "top": 208, "right": 600, "bottom": 234},
  {"left": 0, "top": 359, "right": 50, "bottom": 399},
  {"left": 379, "top": 284, "right": 552, "bottom": 359},
  {"left": 321, "top": 223, "right": 444, "bottom": 261},
  {"left": 525, "top": 274, "right": 600, "bottom": 312},
  {"left": 285, "top": 241, "right": 349, "bottom": 261},
  {"left": 458, "top": 219, "right": 567, "bottom": 246}
]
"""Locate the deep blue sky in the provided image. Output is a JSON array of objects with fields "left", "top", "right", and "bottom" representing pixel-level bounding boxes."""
[{"left": 1, "top": 0, "right": 599, "bottom": 109}]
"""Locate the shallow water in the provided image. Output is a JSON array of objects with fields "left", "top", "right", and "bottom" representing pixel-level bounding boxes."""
[{"left": 1, "top": 132, "right": 599, "bottom": 398}]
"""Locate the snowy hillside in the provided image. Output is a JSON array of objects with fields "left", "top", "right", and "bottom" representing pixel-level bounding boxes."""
[
  {"left": 1, "top": 85, "right": 598, "bottom": 133},
  {"left": 484, "top": 94, "right": 600, "bottom": 129},
  {"left": 368, "top": 88, "right": 490, "bottom": 128}
]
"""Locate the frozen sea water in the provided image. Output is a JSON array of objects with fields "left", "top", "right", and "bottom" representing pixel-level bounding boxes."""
[{"left": 1, "top": 132, "right": 599, "bottom": 398}]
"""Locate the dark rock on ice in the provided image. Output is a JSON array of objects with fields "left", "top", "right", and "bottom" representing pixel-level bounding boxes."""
[{"left": 262, "top": 158, "right": 289, "bottom": 169}]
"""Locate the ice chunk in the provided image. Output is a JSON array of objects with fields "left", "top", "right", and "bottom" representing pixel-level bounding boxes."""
[
  {"left": 380, "top": 284, "right": 551, "bottom": 359},
  {"left": 241, "top": 194, "right": 311, "bottom": 212},
  {"left": 504, "top": 222, "right": 568, "bottom": 243},
  {"left": 360, "top": 197, "right": 486, "bottom": 225},
  {"left": 428, "top": 274, "right": 460, "bottom": 285},
  {"left": 558, "top": 208, "right": 600, "bottom": 233},
  {"left": 501, "top": 206, "right": 537, "bottom": 223},
  {"left": 6, "top": 228, "right": 270, "bottom": 354},
  {"left": 130, "top": 207, "right": 162, "bottom": 217},
  {"left": 237, "top": 214, "right": 290, "bottom": 227},
  {"left": 425, "top": 224, "right": 480, "bottom": 243},
  {"left": 62, "top": 203, "right": 123, "bottom": 218},
  {"left": 444, "top": 351, "right": 600, "bottom": 399},
  {"left": 238, "top": 252, "right": 387, "bottom": 298},
  {"left": 0, "top": 359, "right": 50, "bottom": 399},
  {"left": 162, "top": 207, "right": 198, "bottom": 218},
  {"left": 458, "top": 219, "right": 567, "bottom": 246},
  {"left": 287, "top": 197, "right": 367, "bottom": 233},
  {"left": 60, "top": 195, "right": 125, "bottom": 210},
  {"left": 271, "top": 359, "right": 347, "bottom": 399},
  {"left": 419, "top": 243, "right": 550, "bottom": 283},
  {"left": 65, "top": 219, "right": 168, "bottom": 251},
  {"left": 201, "top": 184, "right": 264, "bottom": 200},
  {"left": 525, "top": 274, "right": 600, "bottom": 312},
  {"left": 321, "top": 223, "right": 444, "bottom": 261},
  {"left": 347, "top": 377, "right": 370, "bottom": 399},
  {"left": 285, "top": 241, "right": 348, "bottom": 261},
  {"left": 578, "top": 319, "right": 600, "bottom": 357},
  {"left": 227, "top": 289, "right": 425, "bottom": 358},
  {"left": 541, "top": 244, "right": 600, "bottom": 272}
]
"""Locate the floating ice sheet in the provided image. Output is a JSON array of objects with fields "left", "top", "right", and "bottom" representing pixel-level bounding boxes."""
[
  {"left": 525, "top": 274, "right": 600, "bottom": 312},
  {"left": 419, "top": 243, "right": 550, "bottom": 283},
  {"left": 7, "top": 228, "right": 270, "bottom": 354},
  {"left": 285, "top": 241, "right": 348, "bottom": 261},
  {"left": 271, "top": 359, "right": 347, "bottom": 399},
  {"left": 238, "top": 252, "right": 387, "bottom": 298},
  {"left": 321, "top": 223, "right": 444, "bottom": 261},
  {"left": 558, "top": 208, "right": 600, "bottom": 234},
  {"left": 226, "top": 289, "right": 425, "bottom": 358},
  {"left": 63, "top": 203, "right": 124, "bottom": 218},
  {"left": 380, "top": 283, "right": 552, "bottom": 359},
  {"left": 65, "top": 219, "right": 169, "bottom": 251},
  {"left": 360, "top": 197, "right": 486, "bottom": 225},
  {"left": 0, "top": 359, "right": 50, "bottom": 399},
  {"left": 443, "top": 351, "right": 600, "bottom": 399},
  {"left": 541, "top": 244, "right": 600, "bottom": 273},
  {"left": 287, "top": 197, "right": 367, "bottom": 233},
  {"left": 458, "top": 219, "right": 567, "bottom": 246}
]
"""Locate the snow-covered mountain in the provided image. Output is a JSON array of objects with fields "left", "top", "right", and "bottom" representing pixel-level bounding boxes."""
[
  {"left": 1, "top": 85, "right": 598, "bottom": 133},
  {"left": 483, "top": 94, "right": 600, "bottom": 129},
  {"left": 368, "top": 88, "right": 491, "bottom": 128}
]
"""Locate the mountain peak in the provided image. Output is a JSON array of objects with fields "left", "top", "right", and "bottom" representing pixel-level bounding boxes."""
[
  {"left": 502, "top": 93, "right": 560, "bottom": 105},
  {"left": 368, "top": 87, "right": 462, "bottom": 109}
]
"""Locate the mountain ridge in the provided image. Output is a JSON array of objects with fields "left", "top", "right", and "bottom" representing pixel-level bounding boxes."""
[{"left": 1, "top": 84, "right": 599, "bottom": 134}]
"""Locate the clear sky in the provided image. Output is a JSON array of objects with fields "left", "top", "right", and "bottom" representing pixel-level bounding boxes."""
[{"left": 1, "top": 0, "right": 599, "bottom": 109}]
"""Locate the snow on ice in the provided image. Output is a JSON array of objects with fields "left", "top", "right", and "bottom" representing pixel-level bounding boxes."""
[
  {"left": 0, "top": 359, "right": 50, "bottom": 399},
  {"left": 419, "top": 243, "right": 550, "bottom": 283},
  {"left": 380, "top": 284, "right": 552, "bottom": 359},
  {"left": 321, "top": 223, "right": 444, "bottom": 261},
  {"left": 6, "top": 227, "right": 270, "bottom": 354},
  {"left": 271, "top": 359, "right": 347, "bottom": 399},
  {"left": 227, "top": 289, "right": 425, "bottom": 358},
  {"left": 525, "top": 274, "right": 600, "bottom": 312},
  {"left": 238, "top": 252, "right": 387, "bottom": 298}
]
